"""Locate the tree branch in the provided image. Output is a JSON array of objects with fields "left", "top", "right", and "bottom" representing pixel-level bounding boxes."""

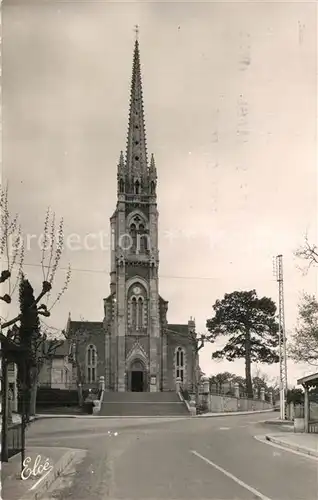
[
  {"left": 295, "top": 236, "right": 318, "bottom": 272},
  {"left": 1, "top": 281, "right": 51, "bottom": 329}
]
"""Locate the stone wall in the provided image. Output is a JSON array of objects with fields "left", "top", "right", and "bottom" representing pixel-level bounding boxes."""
[{"left": 198, "top": 393, "right": 273, "bottom": 412}]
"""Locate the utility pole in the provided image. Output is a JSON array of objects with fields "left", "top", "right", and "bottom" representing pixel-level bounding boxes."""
[{"left": 273, "top": 254, "right": 288, "bottom": 419}]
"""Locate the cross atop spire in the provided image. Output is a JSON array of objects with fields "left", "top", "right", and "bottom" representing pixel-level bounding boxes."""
[{"left": 134, "top": 24, "right": 139, "bottom": 41}]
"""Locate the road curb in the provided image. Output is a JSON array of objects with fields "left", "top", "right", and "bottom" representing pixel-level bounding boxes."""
[
  {"left": 265, "top": 435, "right": 318, "bottom": 458},
  {"left": 84, "top": 415, "right": 189, "bottom": 418},
  {"left": 34, "top": 409, "right": 275, "bottom": 419},
  {"left": 34, "top": 415, "right": 78, "bottom": 420},
  {"left": 263, "top": 419, "right": 293, "bottom": 425},
  {"left": 35, "top": 414, "right": 189, "bottom": 419},
  {"left": 197, "top": 409, "right": 275, "bottom": 418},
  {"left": 19, "top": 449, "right": 84, "bottom": 500}
]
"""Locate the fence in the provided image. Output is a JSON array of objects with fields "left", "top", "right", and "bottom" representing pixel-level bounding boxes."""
[
  {"left": 285, "top": 401, "right": 318, "bottom": 433},
  {"left": 6, "top": 422, "right": 23, "bottom": 460}
]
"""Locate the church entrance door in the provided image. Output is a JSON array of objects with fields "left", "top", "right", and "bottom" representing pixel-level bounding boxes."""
[
  {"left": 131, "top": 371, "right": 143, "bottom": 392},
  {"left": 129, "top": 359, "right": 147, "bottom": 392}
]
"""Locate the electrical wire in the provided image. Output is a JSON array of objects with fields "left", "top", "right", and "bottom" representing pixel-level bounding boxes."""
[{"left": 4, "top": 260, "right": 219, "bottom": 281}]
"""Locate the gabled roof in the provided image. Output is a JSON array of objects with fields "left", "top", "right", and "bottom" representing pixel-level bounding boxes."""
[
  {"left": 297, "top": 372, "right": 318, "bottom": 387},
  {"left": 126, "top": 339, "right": 149, "bottom": 367},
  {"left": 166, "top": 324, "right": 188, "bottom": 335},
  {"left": 69, "top": 321, "right": 104, "bottom": 333}
]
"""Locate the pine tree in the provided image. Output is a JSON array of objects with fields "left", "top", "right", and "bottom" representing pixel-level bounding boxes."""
[{"left": 206, "top": 290, "right": 279, "bottom": 398}]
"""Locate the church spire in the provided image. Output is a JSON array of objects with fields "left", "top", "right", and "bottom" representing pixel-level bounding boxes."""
[{"left": 125, "top": 28, "right": 148, "bottom": 181}]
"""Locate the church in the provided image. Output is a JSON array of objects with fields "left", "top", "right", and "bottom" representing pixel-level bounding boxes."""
[{"left": 67, "top": 35, "right": 198, "bottom": 394}]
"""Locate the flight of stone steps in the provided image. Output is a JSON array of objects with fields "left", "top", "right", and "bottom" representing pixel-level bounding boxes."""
[{"left": 100, "top": 391, "right": 190, "bottom": 417}]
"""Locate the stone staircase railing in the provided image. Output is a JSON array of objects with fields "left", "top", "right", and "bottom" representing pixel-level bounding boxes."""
[
  {"left": 176, "top": 377, "right": 195, "bottom": 416},
  {"left": 93, "top": 376, "right": 105, "bottom": 415}
]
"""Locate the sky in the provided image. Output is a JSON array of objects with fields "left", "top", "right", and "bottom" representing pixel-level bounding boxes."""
[{"left": 2, "top": 0, "right": 317, "bottom": 386}]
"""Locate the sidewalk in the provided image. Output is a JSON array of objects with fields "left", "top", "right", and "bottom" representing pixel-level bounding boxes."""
[
  {"left": 266, "top": 433, "right": 318, "bottom": 458},
  {"left": 1, "top": 446, "right": 83, "bottom": 500},
  {"left": 0, "top": 413, "right": 21, "bottom": 432},
  {"left": 0, "top": 414, "right": 37, "bottom": 433}
]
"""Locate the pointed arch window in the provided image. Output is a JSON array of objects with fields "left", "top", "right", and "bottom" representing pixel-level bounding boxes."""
[
  {"left": 138, "top": 224, "right": 148, "bottom": 253},
  {"left": 137, "top": 297, "right": 144, "bottom": 328},
  {"left": 127, "top": 283, "right": 148, "bottom": 332},
  {"left": 86, "top": 344, "right": 97, "bottom": 383},
  {"left": 150, "top": 181, "right": 155, "bottom": 195},
  {"left": 175, "top": 347, "right": 186, "bottom": 383},
  {"left": 119, "top": 178, "right": 124, "bottom": 193},
  {"left": 130, "top": 223, "right": 137, "bottom": 252},
  {"left": 131, "top": 297, "right": 137, "bottom": 327},
  {"left": 129, "top": 296, "right": 144, "bottom": 329},
  {"left": 135, "top": 180, "right": 140, "bottom": 194}
]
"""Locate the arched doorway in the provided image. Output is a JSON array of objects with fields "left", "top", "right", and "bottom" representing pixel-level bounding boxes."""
[{"left": 128, "top": 359, "right": 147, "bottom": 392}]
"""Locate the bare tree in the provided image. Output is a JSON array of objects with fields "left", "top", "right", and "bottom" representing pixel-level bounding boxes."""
[
  {"left": 252, "top": 365, "right": 279, "bottom": 399},
  {"left": 62, "top": 318, "right": 91, "bottom": 406},
  {"left": 295, "top": 235, "right": 318, "bottom": 272},
  {"left": 25, "top": 322, "right": 66, "bottom": 416},
  {"left": 253, "top": 365, "right": 270, "bottom": 385},
  {"left": 0, "top": 186, "right": 71, "bottom": 417},
  {"left": 188, "top": 327, "right": 206, "bottom": 405},
  {"left": 0, "top": 184, "right": 24, "bottom": 306},
  {"left": 289, "top": 293, "right": 318, "bottom": 367}
]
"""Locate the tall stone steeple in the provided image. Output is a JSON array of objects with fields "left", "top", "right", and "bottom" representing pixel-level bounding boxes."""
[
  {"left": 107, "top": 29, "right": 160, "bottom": 393},
  {"left": 117, "top": 31, "right": 156, "bottom": 198},
  {"left": 70, "top": 29, "right": 197, "bottom": 399}
]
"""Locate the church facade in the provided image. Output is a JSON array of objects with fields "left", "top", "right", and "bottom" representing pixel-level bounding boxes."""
[{"left": 67, "top": 38, "right": 198, "bottom": 393}]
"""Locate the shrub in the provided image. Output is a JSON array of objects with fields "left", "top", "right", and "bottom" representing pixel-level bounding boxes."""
[
  {"left": 196, "top": 402, "right": 209, "bottom": 414},
  {"left": 181, "top": 388, "right": 190, "bottom": 401},
  {"left": 36, "top": 388, "right": 79, "bottom": 409}
]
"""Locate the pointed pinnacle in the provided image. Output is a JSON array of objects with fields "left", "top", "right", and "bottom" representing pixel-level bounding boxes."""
[
  {"left": 119, "top": 150, "right": 124, "bottom": 165},
  {"left": 117, "top": 151, "right": 125, "bottom": 175},
  {"left": 150, "top": 153, "right": 156, "bottom": 170}
]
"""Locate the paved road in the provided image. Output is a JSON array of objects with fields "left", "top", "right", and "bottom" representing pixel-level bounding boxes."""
[{"left": 26, "top": 412, "right": 317, "bottom": 499}]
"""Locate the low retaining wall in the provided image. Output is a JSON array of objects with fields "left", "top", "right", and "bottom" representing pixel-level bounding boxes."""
[
  {"left": 188, "top": 392, "right": 273, "bottom": 413},
  {"left": 207, "top": 394, "right": 272, "bottom": 412}
]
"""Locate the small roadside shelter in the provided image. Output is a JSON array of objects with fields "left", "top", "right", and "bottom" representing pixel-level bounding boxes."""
[
  {"left": 297, "top": 372, "right": 318, "bottom": 433},
  {"left": 1, "top": 331, "right": 28, "bottom": 462}
]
